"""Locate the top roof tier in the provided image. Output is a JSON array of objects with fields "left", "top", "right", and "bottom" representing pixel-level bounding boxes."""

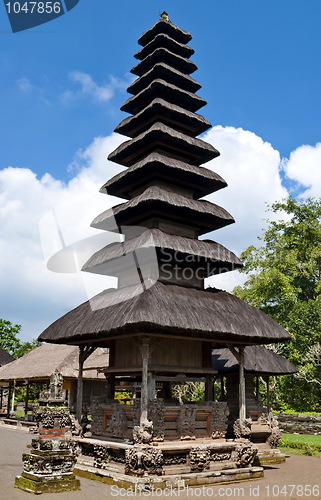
[{"left": 138, "top": 18, "right": 192, "bottom": 47}]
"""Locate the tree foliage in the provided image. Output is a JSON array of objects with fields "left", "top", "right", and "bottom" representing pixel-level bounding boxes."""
[
  {"left": 0, "top": 319, "right": 41, "bottom": 358},
  {"left": 0, "top": 319, "right": 22, "bottom": 356},
  {"left": 234, "top": 197, "right": 321, "bottom": 411}
]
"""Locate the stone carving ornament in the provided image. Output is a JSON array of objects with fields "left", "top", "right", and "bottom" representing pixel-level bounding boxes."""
[
  {"left": 267, "top": 413, "right": 282, "bottom": 448},
  {"left": 90, "top": 399, "right": 104, "bottom": 436},
  {"left": 148, "top": 399, "right": 165, "bottom": 441},
  {"left": 189, "top": 446, "right": 210, "bottom": 472},
  {"left": 232, "top": 440, "right": 258, "bottom": 468},
  {"left": 108, "top": 404, "right": 126, "bottom": 437},
  {"left": 209, "top": 402, "right": 229, "bottom": 438},
  {"left": 178, "top": 405, "right": 196, "bottom": 440},
  {"left": 125, "top": 446, "right": 163, "bottom": 476},
  {"left": 93, "top": 444, "right": 110, "bottom": 469},
  {"left": 33, "top": 407, "right": 71, "bottom": 430}
]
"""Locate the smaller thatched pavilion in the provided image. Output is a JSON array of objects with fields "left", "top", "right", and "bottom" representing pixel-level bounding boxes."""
[
  {"left": 0, "top": 343, "right": 108, "bottom": 416},
  {"left": 0, "top": 348, "right": 15, "bottom": 412},
  {"left": 212, "top": 346, "right": 298, "bottom": 432}
]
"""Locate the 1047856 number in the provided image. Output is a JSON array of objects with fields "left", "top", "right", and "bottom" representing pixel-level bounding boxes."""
[{"left": 5, "top": 2, "right": 62, "bottom": 14}]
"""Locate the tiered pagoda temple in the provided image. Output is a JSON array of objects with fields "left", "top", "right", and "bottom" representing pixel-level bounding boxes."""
[{"left": 39, "top": 13, "right": 291, "bottom": 488}]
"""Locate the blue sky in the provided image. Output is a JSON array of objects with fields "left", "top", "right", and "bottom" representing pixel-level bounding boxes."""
[
  {"left": 1, "top": 1, "right": 321, "bottom": 341},
  {"left": 1, "top": 1, "right": 321, "bottom": 179}
]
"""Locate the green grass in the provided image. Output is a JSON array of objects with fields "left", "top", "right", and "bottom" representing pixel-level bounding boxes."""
[{"left": 279, "top": 433, "right": 321, "bottom": 457}]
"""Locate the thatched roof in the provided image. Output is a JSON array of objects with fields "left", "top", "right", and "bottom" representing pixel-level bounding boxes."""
[
  {"left": 91, "top": 185, "right": 234, "bottom": 235},
  {"left": 0, "top": 347, "right": 14, "bottom": 367},
  {"left": 131, "top": 47, "right": 197, "bottom": 77},
  {"left": 38, "top": 282, "right": 291, "bottom": 346},
  {"left": 138, "top": 19, "right": 192, "bottom": 47},
  {"left": 108, "top": 122, "right": 218, "bottom": 167},
  {"left": 102, "top": 153, "right": 227, "bottom": 200},
  {"left": 115, "top": 98, "right": 211, "bottom": 138},
  {"left": 0, "top": 343, "right": 107, "bottom": 382},
  {"left": 127, "top": 63, "right": 201, "bottom": 95},
  {"left": 212, "top": 346, "right": 298, "bottom": 375},
  {"left": 122, "top": 79, "right": 206, "bottom": 115},
  {"left": 82, "top": 228, "right": 242, "bottom": 275},
  {"left": 135, "top": 34, "right": 194, "bottom": 61}
]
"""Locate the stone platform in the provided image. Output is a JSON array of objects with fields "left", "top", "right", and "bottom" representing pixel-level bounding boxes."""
[{"left": 74, "top": 436, "right": 263, "bottom": 489}]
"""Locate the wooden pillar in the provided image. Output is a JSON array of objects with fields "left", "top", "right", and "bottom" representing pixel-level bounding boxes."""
[
  {"left": 11, "top": 381, "right": 15, "bottom": 413},
  {"left": 24, "top": 381, "right": 30, "bottom": 415},
  {"left": 256, "top": 375, "right": 260, "bottom": 399},
  {"left": 266, "top": 376, "right": 270, "bottom": 413},
  {"left": 106, "top": 374, "right": 115, "bottom": 400},
  {"left": 239, "top": 346, "right": 246, "bottom": 422},
  {"left": 7, "top": 383, "right": 12, "bottom": 417},
  {"left": 76, "top": 347, "right": 85, "bottom": 423},
  {"left": 205, "top": 375, "right": 214, "bottom": 401},
  {"left": 140, "top": 337, "right": 150, "bottom": 425},
  {"left": 148, "top": 372, "right": 155, "bottom": 400}
]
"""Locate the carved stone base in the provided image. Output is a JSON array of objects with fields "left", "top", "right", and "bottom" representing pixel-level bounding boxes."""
[
  {"left": 15, "top": 434, "right": 80, "bottom": 495},
  {"left": 75, "top": 436, "right": 263, "bottom": 488},
  {"left": 15, "top": 474, "right": 80, "bottom": 495}
]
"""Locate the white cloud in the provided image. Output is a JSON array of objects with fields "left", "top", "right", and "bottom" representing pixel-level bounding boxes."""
[
  {"left": 202, "top": 126, "right": 288, "bottom": 291},
  {"left": 0, "top": 133, "right": 123, "bottom": 342},
  {"left": 3, "top": 125, "right": 319, "bottom": 342},
  {"left": 282, "top": 142, "right": 321, "bottom": 197},
  {"left": 60, "top": 71, "right": 131, "bottom": 104},
  {"left": 17, "top": 77, "right": 34, "bottom": 92}
]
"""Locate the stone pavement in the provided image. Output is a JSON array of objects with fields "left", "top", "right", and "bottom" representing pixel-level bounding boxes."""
[{"left": 0, "top": 426, "right": 320, "bottom": 500}]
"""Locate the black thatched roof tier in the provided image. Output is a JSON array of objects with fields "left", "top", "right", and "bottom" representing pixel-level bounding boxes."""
[
  {"left": 91, "top": 186, "right": 234, "bottom": 234},
  {"left": 212, "top": 346, "right": 298, "bottom": 375},
  {"left": 101, "top": 153, "right": 227, "bottom": 200},
  {"left": 127, "top": 63, "right": 201, "bottom": 95},
  {"left": 135, "top": 34, "right": 194, "bottom": 61},
  {"left": 108, "top": 122, "right": 219, "bottom": 167},
  {"left": 115, "top": 98, "right": 211, "bottom": 138},
  {"left": 82, "top": 228, "right": 243, "bottom": 276},
  {"left": 38, "top": 282, "right": 291, "bottom": 345},
  {"left": 131, "top": 48, "right": 197, "bottom": 77},
  {"left": 138, "top": 19, "right": 192, "bottom": 47},
  {"left": 121, "top": 79, "right": 206, "bottom": 115},
  {"left": 0, "top": 347, "right": 14, "bottom": 367}
]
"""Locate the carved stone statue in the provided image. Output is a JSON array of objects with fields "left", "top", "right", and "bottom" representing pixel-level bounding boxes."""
[
  {"left": 233, "top": 417, "right": 252, "bottom": 439},
  {"left": 133, "top": 420, "right": 153, "bottom": 444}
]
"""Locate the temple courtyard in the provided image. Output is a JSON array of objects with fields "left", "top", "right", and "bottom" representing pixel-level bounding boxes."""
[{"left": 1, "top": 426, "right": 320, "bottom": 500}]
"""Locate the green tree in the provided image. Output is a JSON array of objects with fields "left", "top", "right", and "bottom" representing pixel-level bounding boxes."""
[
  {"left": 234, "top": 197, "right": 321, "bottom": 412},
  {"left": 0, "top": 319, "right": 41, "bottom": 358},
  {"left": 0, "top": 319, "right": 22, "bottom": 356}
]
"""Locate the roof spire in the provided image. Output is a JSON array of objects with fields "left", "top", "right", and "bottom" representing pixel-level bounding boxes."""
[{"left": 159, "top": 11, "right": 170, "bottom": 22}]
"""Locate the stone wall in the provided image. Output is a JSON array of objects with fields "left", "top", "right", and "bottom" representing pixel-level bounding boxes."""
[{"left": 277, "top": 413, "right": 321, "bottom": 435}]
